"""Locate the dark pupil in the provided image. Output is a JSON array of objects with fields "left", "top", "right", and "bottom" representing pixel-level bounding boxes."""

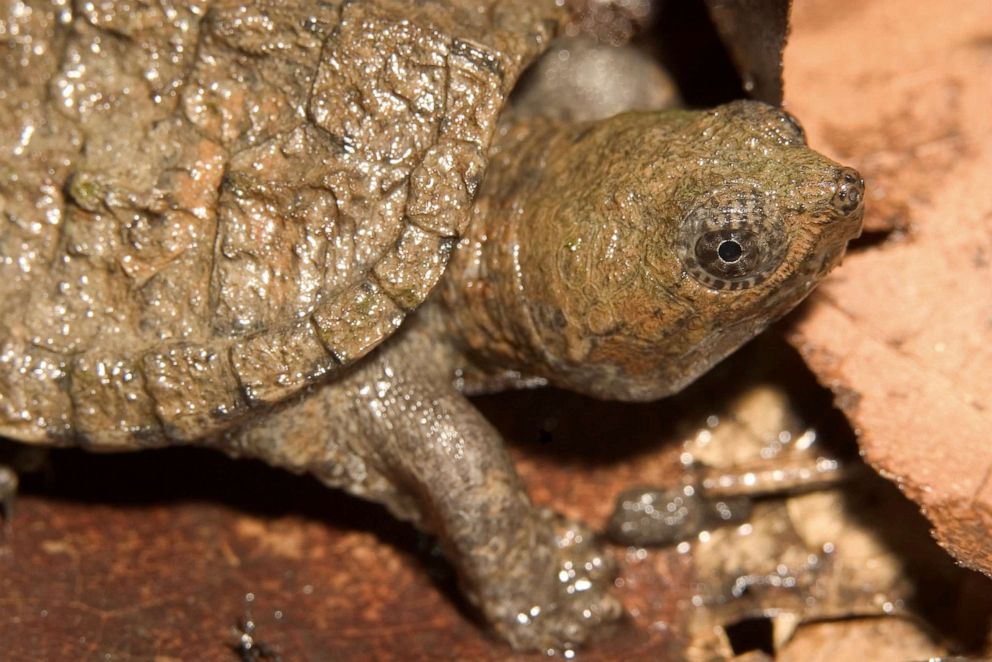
[
  {"left": 693, "top": 229, "right": 760, "bottom": 282},
  {"left": 718, "top": 240, "right": 743, "bottom": 263}
]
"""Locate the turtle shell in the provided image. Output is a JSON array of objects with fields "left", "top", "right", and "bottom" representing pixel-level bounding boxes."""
[{"left": 0, "top": 0, "right": 562, "bottom": 446}]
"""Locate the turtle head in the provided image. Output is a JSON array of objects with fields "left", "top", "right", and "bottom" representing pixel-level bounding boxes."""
[{"left": 508, "top": 100, "right": 863, "bottom": 400}]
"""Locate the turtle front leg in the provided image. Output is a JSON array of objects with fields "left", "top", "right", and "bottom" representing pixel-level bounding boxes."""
[
  {"left": 352, "top": 358, "right": 620, "bottom": 649},
  {"left": 225, "top": 327, "right": 621, "bottom": 650}
]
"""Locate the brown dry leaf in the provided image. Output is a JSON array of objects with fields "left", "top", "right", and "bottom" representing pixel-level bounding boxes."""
[{"left": 784, "top": 0, "right": 992, "bottom": 575}]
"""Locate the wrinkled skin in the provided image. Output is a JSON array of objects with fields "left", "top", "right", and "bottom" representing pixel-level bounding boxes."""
[
  {"left": 0, "top": 1, "right": 863, "bottom": 651},
  {"left": 226, "top": 101, "right": 863, "bottom": 648},
  {"left": 445, "top": 101, "right": 863, "bottom": 402}
]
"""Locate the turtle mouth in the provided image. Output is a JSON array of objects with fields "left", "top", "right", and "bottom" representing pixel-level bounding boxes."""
[
  {"left": 799, "top": 167, "right": 865, "bottom": 280},
  {"left": 835, "top": 196, "right": 866, "bottom": 243},
  {"left": 799, "top": 222, "right": 860, "bottom": 287},
  {"left": 844, "top": 208, "right": 865, "bottom": 242}
]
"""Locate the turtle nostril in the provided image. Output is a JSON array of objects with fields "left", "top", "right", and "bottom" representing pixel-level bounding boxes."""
[{"left": 830, "top": 167, "right": 864, "bottom": 217}]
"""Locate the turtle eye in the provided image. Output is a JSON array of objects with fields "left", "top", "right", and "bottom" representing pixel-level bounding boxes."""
[
  {"left": 678, "top": 190, "right": 787, "bottom": 291},
  {"left": 694, "top": 229, "right": 761, "bottom": 281}
]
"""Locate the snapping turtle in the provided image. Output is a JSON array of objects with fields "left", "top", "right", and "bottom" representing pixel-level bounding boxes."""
[{"left": 0, "top": 0, "right": 864, "bottom": 650}]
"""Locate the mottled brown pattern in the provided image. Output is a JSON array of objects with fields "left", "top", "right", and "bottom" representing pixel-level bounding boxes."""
[{"left": 0, "top": 0, "right": 561, "bottom": 445}]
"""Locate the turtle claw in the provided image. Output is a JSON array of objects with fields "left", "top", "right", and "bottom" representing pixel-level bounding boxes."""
[{"left": 496, "top": 509, "right": 623, "bottom": 651}]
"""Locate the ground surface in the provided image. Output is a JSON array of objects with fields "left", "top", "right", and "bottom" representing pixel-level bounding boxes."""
[{"left": 2, "top": 385, "right": 698, "bottom": 661}]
